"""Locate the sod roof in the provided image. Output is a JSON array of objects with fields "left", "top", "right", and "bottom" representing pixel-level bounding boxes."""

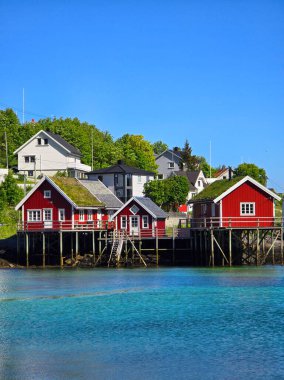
[
  {"left": 192, "top": 177, "right": 244, "bottom": 202},
  {"left": 51, "top": 177, "right": 104, "bottom": 207}
]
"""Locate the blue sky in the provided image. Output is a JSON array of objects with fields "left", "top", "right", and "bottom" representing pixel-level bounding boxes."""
[{"left": 0, "top": 0, "right": 283, "bottom": 190}]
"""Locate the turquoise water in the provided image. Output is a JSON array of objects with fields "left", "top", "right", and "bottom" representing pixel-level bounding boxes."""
[{"left": 1, "top": 267, "right": 284, "bottom": 380}]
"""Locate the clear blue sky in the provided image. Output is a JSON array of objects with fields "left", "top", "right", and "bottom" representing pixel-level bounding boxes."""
[{"left": 0, "top": 0, "right": 283, "bottom": 190}]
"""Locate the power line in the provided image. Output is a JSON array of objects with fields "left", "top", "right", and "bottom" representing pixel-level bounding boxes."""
[{"left": 0, "top": 102, "right": 53, "bottom": 119}]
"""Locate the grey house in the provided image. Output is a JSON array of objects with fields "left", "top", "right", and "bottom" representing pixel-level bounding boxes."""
[{"left": 155, "top": 149, "right": 184, "bottom": 179}]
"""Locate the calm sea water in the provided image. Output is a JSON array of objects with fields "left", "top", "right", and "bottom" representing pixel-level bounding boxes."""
[{"left": 0, "top": 267, "right": 284, "bottom": 380}]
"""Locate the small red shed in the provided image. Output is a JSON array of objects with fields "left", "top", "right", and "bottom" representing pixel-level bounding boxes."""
[
  {"left": 112, "top": 197, "right": 168, "bottom": 237},
  {"left": 189, "top": 176, "right": 281, "bottom": 228},
  {"left": 15, "top": 176, "right": 121, "bottom": 231}
]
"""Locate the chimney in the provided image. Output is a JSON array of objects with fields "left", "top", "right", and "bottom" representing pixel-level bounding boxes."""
[
  {"left": 117, "top": 159, "right": 124, "bottom": 165},
  {"left": 229, "top": 166, "right": 232, "bottom": 180}
]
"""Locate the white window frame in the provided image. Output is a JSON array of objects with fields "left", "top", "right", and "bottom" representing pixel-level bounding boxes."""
[
  {"left": 79, "top": 209, "right": 85, "bottom": 221},
  {"left": 37, "top": 138, "right": 42, "bottom": 145},
  {"left": 58, "top": 209, "right": 65, "bottom": 221},
  {"left": 87, "top": 210, "right": 93, "bottom": 221},
  {"left": 157, "top": 174, "right": 164, "bottom": 180},
  {"left": 142, "top": 215, "right": 149, "bottom": 229},
  {"left": 44, "top": 190, "right": 51, "bottom": 198},
  {"left": 168, "top": 162, "right": 175, "bottom": 169},
  {"left": 240, "top": 202, "right": 255, "bottom": 216},
  {"left": 27, "top": 210, "right": 41, "bottom": 222},
  {"left": 121, "top": 216, "right": 127, "bottom": 229},
  {"left": 43, "top": 209, "right": 52, "bottom": 221}
]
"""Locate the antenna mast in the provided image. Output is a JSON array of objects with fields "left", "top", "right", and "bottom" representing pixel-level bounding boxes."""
[
  {"left": 209, "top": 141, "right": 212, "bottom": 178},
  {"left": 22, "top": 88, "right": 25, "bottom": 124}
]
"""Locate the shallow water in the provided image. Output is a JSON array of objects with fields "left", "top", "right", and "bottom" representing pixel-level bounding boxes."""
[{"left": 0, "top": 267, "right": 284, "bottom": 380}]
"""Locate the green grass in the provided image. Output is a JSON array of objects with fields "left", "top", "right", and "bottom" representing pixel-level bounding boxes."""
[
  {"left": 51, "top": 176, "right": 105, "bottom": 207},
  {"left": 0, "top": 207, "right": 18, "bottom": 239}
]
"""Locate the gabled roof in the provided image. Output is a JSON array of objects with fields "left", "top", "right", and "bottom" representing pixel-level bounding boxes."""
[
  {"left": 188, "top": 176, "right": 281, "bottom": 203},
  {"left": 79, "top": 180, "right": 123, "bottom": 209},
  {"left": 13, "top": 130, "right": 82, "bottom": 157},
  {"left": 155, "top": 149, "right": 183, "bottom": 161},
  {"left": 88, "top": 162, "right": 155, "bottom": 176},
  {"left": 174, "top": 170, "right": 204, "bottom": 191},
  {"left": 112, "top": 196, "right": 168, "bottom": 219},
  {"left": 15, "top": 176, "right": 104, "bottom": 210}
]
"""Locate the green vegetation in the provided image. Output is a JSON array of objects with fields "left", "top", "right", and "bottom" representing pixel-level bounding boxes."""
[
  {"left": 0, "top": 108, "right": 157, "bottom": 172},
  {"left": 0, "top": 172, "right": 23, "bottom": 239},
  {"left": 192, "top": 177, "right": 243, "bottom": 201},
  {"left": 51, "top": 177, "right": 104, "bottom": 207},
  {"left": 234, "top": 163, "right": 267, "bottom": 186},
  {"left": 144, "top": 176, "right": 189, "bottom": 211},
  {"left": 152, "top": 140, "right": 168, "bottom": 155}
]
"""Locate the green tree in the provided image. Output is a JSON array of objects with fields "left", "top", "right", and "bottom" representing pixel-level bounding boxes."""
[
  {"left": 116, "top": 134, "right": 158, "bottom": 172},
  {"left": 234, "top": 163, "right": 267, "bottom": 185},
  {"left": 196, "top": 156, "right": 216, "bottom": 178},
  {"left": 179, "top": 140, "right": 199, "bottom": 171},
  {"left": 144, "top": 176, "right": 189, "bottom": 211},
  {"left": 0, "top": 171, "right": 24, "bottom": 206},
  {"left": 152, "top": 140, "right": 168, "bottom": 155},
  {"left": 0, "top": 108, "right": 21, "bottom": 168}
]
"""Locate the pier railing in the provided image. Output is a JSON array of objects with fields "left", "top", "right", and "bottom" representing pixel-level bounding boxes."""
[
  {"left": 17, "top": 220, "right": 115, "bottom": 232},
  {"left": 188, "top": 216, "right": 283, "bottom": 228}
]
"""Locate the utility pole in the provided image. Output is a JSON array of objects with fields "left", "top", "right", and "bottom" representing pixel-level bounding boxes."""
[{"left": 91, "top": 128, "right": 94, "bottom": 171}]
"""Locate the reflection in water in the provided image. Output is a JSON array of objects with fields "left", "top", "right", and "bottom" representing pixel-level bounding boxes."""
[{"left": 1, "top": 267, "right": 284, "bottom": 380}]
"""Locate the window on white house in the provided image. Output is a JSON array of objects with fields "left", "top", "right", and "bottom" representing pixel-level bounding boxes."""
[
  {"left": 168, "top": 162, "right": 174, "bottom": 169},
  {"left": 198, "top": 180, "right": 202, "bottom": 187},
  {"left": 24, "top": 156, "right": 29, "bottom": 163},
  {"left": 142, "top": 215, "right": 149, "bottom": 228},
  {"left": 240, "top": 203, "right": 255, "bottom": 215},
  {"left": 37, "top": 138, "right": 42, "bottom": 145},
  {"left": 130, "top": 204, "right": 139, "bottom": 214},
  {"left": 28, "top": 170, "right": 34, "bottom": 177},
  {"left": 87, "top": 210, "right": 93, "bottom": 221},
  {"left": 157, "top": 174, "right": 164, "bottom": 180},
  {"left": 28, "top": 210, "right": 41, "bottom": 222},
  {"left": 30, "top": 156, "right": 35, "bottom": 163},
  {"left": 44, "top": 138, "right": 48, "bottom": 145},
  {"left": 58, "top": 209, "right": 65, "bottom": 221},
  {"left": 44, "top": 190, "right": 51, "bottom": 198},
  {"left": 79, "top": 210, "right": 85, "bottom": 221},
  {"left": 121, "top": 216, "right": 127, "bottom": 229}
]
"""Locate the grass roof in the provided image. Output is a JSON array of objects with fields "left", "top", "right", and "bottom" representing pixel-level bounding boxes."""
[
  {"left": 51, "top": 177, "right": 104, "bottom": 207},
  {"left": 192, "top": 177, "right": 244, "bottom": 201}
]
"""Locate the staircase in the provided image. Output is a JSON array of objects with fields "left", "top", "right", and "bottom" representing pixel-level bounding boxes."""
[{"left": 108, "top": 231, "right": 124, "bottom": 267}]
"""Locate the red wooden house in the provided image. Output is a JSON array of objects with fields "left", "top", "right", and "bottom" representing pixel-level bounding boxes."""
[
  {"left": 112, "top": 197, "right": 168, "bottom": 237},
  {"left": 15, "top": 176, "right": 123, "bottom": 231},
  {"left": 189, "top": 176, "right": 281, "bottom": 228}
]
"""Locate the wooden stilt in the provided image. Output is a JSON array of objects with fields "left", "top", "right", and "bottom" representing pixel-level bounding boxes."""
[
  {"left": 16, "top": 233, "right": 19, "bottom": 266},
  {"left": 42, "top": 232, "right": 46, "bottom": 268},
  {"left": 172, "top": 227, "right": 175, "bottom": 265},
  {"left": 155, "top": 228, "right": 159, "bottom": 266},
  {"left": 272, "top": 230, "right": 275, "bottom": 265},
  {"left": 25, "top": 233, "right": 29, "bottom": 268},
  {"left": 92, "top": 230, "right": 95, "bottom": 264},
  {"left": 59, "top": 232, "right": 63, "bottom": 267},
  {"left": 75, "top": 231, "right": 79, "bottom": 255},
  {"left": 256, "top": 229, "right": 260, "bottom": 266},
  {"left": 210, "top": 229, "right": 214, "bottom": 267},
  {"left": 281, "top": 227, "right": 284, "bottom": 266},
  {"left": 229, "top": 229, "right": 232, "bottom": 267}
]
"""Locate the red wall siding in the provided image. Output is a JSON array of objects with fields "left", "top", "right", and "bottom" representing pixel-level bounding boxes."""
[
  {"left": 221, "top": 182, "right": 274, "bottom": 227},
  {"left": 115, "top": 200, "right": 166, "bottom": 236},
  {"left": 23, "top": 180, "right": 72, "bottom": 229}
]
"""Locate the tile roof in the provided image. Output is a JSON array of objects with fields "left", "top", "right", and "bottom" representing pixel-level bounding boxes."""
[{"left": 79, "top": 180, "right": 123, "bottom": 209}]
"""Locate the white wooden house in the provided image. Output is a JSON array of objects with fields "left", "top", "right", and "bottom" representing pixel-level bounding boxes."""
[{"left": 14, "top": 130, "right": 91, "bottom": 178}]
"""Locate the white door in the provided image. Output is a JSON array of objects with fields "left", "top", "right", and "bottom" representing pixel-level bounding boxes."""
[
  {"left": 43, "top": 209, "right": 53, "bottom": 228},
  {"left": 129, "top": 216, "right": 139, "bottom": 236}
]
